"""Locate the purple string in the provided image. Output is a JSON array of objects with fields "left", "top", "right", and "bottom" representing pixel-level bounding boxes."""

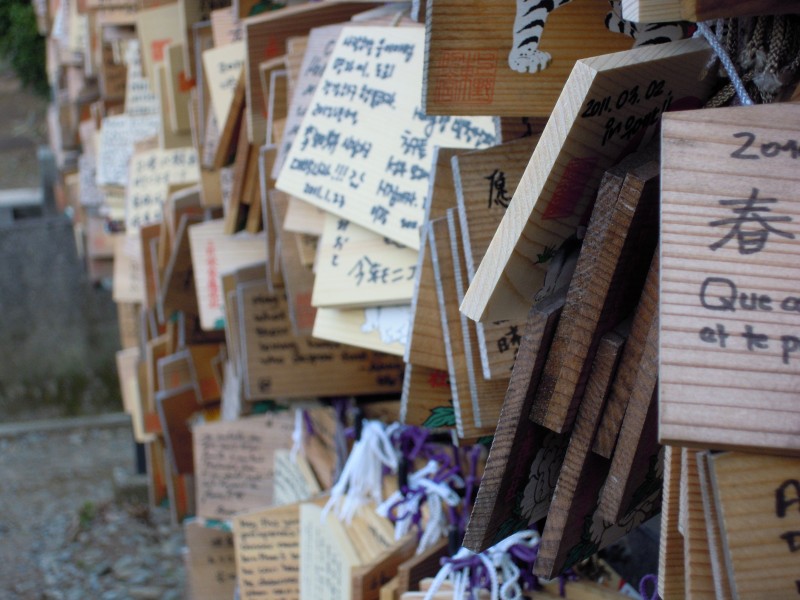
[
  {"left": 302, "top": 410, "right": 314, "bottom": 435},
  {"left": 394, "top": 425, "right": 430, "bottom": 461},
  {"left": 558, "top": 569, "right": 578, "bottom": 597},
  {"left": 639, "top": 574, "right": 659, "bottom": 600},
  {"left": 437, "top": 533, "right": 541, "bottom": 596},
  {"left": 460, "top": 445, "right": 482, "bottom": 532}
]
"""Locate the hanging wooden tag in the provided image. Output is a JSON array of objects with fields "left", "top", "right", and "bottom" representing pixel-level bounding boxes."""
[
  {"left": 203, "top": 41, "right": 246, "bottom": 130},
  {"left": 299, "top": 500, "right": 362, "bottom": 600},
  {"left": 531, "top": 148, "right": 659, "bottom": 434},
  {"left": 193, "top": 412, "right": 295, "bottom": 520},
  {"left": 424, "top": 0, "right": 634, "bottom": 117},
  {"left": 273, "top": 449, "right": 322, "bottom": 505},
  {"left": 156, "top": 383, "right": 201, "bottom": 475},
  {"left": 658, "top": 446, "right": 685, "bottom": 600},
  {"left": 453, "top": 134, "right": 543, "bottom": 379},
  {"left": 126, "top": 147, "right": 200, "bottom": 233},
  {"left": 622, "top": 0, "right": 800, "bottom": 22},
  {"left": 463, "top": 291, "right": 565, "bottom": 553},
  {"left": 269, "top": 191, "right": 316, "bottom": 335},
  {"left": 593, "top": 252, "right": 659, "bottom": 459},
  {"left": 237, "top": 279, "right": 404, "bottom": 399},
  {"left": 213, "top": 69, "right": 246, "bottom": 170},
  {"left": 695, "top": 451, "right": 733, "bottom": 600},
  {"left": 430, "top": 214, "right": 504, "bottom": 439},
  {"left": 312, "top": 305, "right": 411, "bottom": 357},
  {"left": 184, "top": 521, "right": 237, "bottom": 600},
  {"left": 113, "top": 234, "right": 145, "bottom": 304},
  {"left": 244, "top": 2, "right": 383, "bottom": 144},
  {"left": 461, "top": 37, "right": 714, "bottom": 323},
  {"left": 274, "top": 24, "right": 344, "bottom": 179},
  {"left": 275, "top": 25, "right": 497, "bottom": 249},
  {"left": 660, "top": 102, "right": 800, "bottom": 454},
  {"left": 680, "top": 450, "right": 722, "bottom": 599},
  {"left": 594, "top": 260, "right": 660, "bottom": 524},
  {"left": 161, "top": 213, "right": 204, "bottom": 317},
  {"left": 232, "top": 503, "right": 302, "bottom": 600},
  {"left": 117, "top": 347, "right": 153, "bottom": 444},
  {"left": 708, "top": 451, "right": 800, "bottom": 599},
  {"left": 533, "top": 327, "right": 626, "bottom": 578},
  {"left": 188, "top": 218, "right": 267, "bottom": 331},
  {"left": 313, "top": 214, "right": 419, "bottom": 309}
]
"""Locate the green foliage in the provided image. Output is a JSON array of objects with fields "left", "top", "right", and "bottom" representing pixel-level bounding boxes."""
[
  {"left": 0, "top": 1, "right": 49, "bottom": 97},
  {"left": 422, "top": 406, "right": 456, "bottom": 429},
  {"left": 78, "top": 501, "right": 96, "bottom": 528}
]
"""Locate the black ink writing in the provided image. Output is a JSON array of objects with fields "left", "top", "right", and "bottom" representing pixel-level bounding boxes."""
[
  {"left": 731, "top": 131, "right": 800, "bottom": 160},
  {"left": 485, "top": 169, "right": 511, "bottom": 209},
  {"left": 709, "top": 188, "right": 795, "bottom": 254}
]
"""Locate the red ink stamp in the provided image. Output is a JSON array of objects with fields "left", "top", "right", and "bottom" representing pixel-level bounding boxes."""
[{"left": 431, "top": 50, "right": 497, "bottom": 105}]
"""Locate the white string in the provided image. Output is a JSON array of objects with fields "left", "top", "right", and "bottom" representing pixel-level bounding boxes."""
[
  {"left": 416, "top": 475, "right": 463, "bottom": 555},
  {"left": 422, "top": 547, "right": 467, "bottom": 600},
  {"left": 376, "top": 460, "right": 439, "bottom": 540},
  {"left": 376, "top": 460, "right": 465, "bottom": 555},
  {"left": 290, "top": 408, "right": 304, "bottom": 461},
  {"left": 422, "top": 529, "right": 541, "bottom": 600},
  {"left": 695, "top": 21, "right": 754, "bottom": 106},
  {"left": 322, "top": 420, "right": 399, "bottom": 523}
]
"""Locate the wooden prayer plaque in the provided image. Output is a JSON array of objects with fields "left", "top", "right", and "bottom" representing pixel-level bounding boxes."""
[
  {"left": 533, "top": 329, "right": 628, "bottom": 578},
  {"left": 156, "top": 383, "right": 200, "bottom": 475},
  {"left": 193, "top": 413, "right": 295, "bottom": 520},
  {"left": 430, "top": 214, "right": 504, "bottom": 439},
  {"left": 453, "top": 135, "right": 542, "bottom": 379},
  {"left": 399, "top": 364, "right": 453, "bottom": 430},
  {"left": 184, "top": 521, "right": 237, "bottom": 599},
  {"left": 273, "top": 24, "right": 344, "bottom": 180},
  {"left": 622, "top": 0, "right": 800, "bottom": 22},
  {"left": 658, "top": 446, "right": 685, "bottom": 600},
  {"left": 660, "top": 103, "right": 800, "bottom": 454},
  {"left": 593, "top": 252, "right": 659, "bottom": 459},
  {"left": 276, "top": 26, "right": 497, "bottom": 249},
  {"left": 312, "top": 305, "right": 410, "bottom": 357},
  {"left": 461, "top": 38, "right": 714, "bottom": 323},
  {"left": 203, "top": 41, "right": 246, "bottom": 130},
  {"left": 237, "top": 280, "right": 404, "bottom": 399},
  {"left": 463, "top": 293, "right": 565, "bottom": 552},
  {"left": 708, "top": 451, "right": 800, "bottom": 599},
  {"left": 243, "top": 1, "right": 381, "bottom": 144},
  {"left": 424, "top": 0, "right": 632, "bottom": 117},
  {"left": 680, "top": 449, "right": 716, "bottom": 599},
  {"left": 695, "top": 451, "right": 733, "bottom": 600},
  {"left": 188, "top": 218, "right": 267, "bottom": 330},
  {"left": 232, "top": 503, "right": 301, "bottom": 600},
  {"left": 531, "top": 148, "right": 659, "bottom": 433},
  {"left": 313, "top": 214, "right": 418, "bottom": 309}
]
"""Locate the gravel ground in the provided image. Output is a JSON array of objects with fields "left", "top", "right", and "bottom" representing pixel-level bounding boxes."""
[{"left": 0, "top": 426, "right": 185, "bottom": 600}]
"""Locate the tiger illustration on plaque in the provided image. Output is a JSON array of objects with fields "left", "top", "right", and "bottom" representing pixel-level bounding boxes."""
[{"left": 508, "top": 0, "right": 690, "bottom": 74}]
